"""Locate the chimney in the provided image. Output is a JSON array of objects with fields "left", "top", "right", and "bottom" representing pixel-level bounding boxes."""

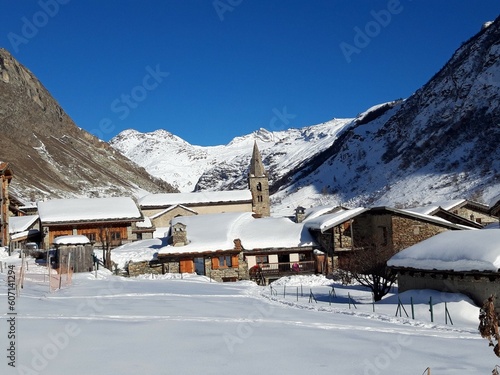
[
  {"left": 295, "top": 206, "right": 306, "bottom": 223},
  {"left": 172, "top": 222, "right": 187, "bottom": 246}
]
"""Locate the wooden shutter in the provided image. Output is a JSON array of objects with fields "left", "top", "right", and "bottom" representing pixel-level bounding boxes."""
[
  {"left": 180, "top": 259, "right": 194, "bottom": 273},
  {"left": 211, "top": 257, "right": 219, "bottom": 269},
  {"left": 231, "top": 254, "right": 239, "bottom": 268}
]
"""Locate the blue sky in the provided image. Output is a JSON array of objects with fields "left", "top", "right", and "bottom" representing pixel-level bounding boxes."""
[{"left": 1, "top": 1, "right": 499, "bottom": 146}]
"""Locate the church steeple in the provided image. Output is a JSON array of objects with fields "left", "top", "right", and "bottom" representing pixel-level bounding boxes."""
[
  {"left": 250, "top": 141, "right": 267, "bottom": 178},
  {"left": 248, "top": 141, "right": 270, "bottom": 217}
]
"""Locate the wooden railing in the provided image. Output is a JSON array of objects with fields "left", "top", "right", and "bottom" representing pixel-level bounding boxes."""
[{"left": 260, "top": 261, "right": 316, "bottom": 276}]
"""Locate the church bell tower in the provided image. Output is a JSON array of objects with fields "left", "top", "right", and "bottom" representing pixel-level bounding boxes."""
[{"left": 248, "top": 141, "right": 270, "bottom": 217}]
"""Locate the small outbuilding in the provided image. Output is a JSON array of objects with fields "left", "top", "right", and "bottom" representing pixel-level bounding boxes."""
[
  {"left": 388, "top": 229, "right": 500, "bottom": 310},
  {"left": 53, "top": 235, "right": 94, "bottom": 273}
]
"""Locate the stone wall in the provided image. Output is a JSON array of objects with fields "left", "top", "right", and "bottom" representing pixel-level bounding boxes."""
[
  {"left": 205, "top": 253, "right": 249, "bottom": 282},
  {"left": 391, "top": 216, "right": 449, "bottom": 252},
  {"left": 398, "top": 271, "right": 500, "bottom": 310},
  {"left": 127, "top": 260, "right": 179, "bottom": 277}
]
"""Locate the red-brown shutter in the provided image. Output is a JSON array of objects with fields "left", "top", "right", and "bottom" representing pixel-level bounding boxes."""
[
  {"left": 231, "top": 254, "right": 239, "bottom": 268},
  {"left": 211, "top": 257, "right": 219, "bottom": 269}
]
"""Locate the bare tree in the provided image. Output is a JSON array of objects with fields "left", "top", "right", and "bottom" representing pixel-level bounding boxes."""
[
  {"left": 479, "top": 295, "right": 500, "bottom": 357},
  {"left": 98, "top": 226, "right": 113, "bottom": 270},
  {"left": 341, "top": 245, "right": 397, "bottom": 302}
]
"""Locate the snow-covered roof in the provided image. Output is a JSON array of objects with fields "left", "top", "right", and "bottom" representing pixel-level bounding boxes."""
[
  {"left": 38, "top": 197, "right": 142, "bottom": 223},
  {"left": 53, "top": 235, "right": 90, "bottom": 245},
  {"left": 149, "top": 204, "right": 197, "bottom": 219},
  {"left": 136, "top": 216, "right": 153, "bottom": 229},
  {"left": 405, "top": 199, "right": 466, "bottom": 216},
  {"left": 158, "top": 212, "right": 315, "bottom": 255},
  {"left": 11, "top": 229, "right": 39, "bottom": 241},
  {"left": 303, "top": 205, "right": 346, "bottom": 221},
  {"left": 388, "top": 229, "right": 500, "bottom": 272},
  {"left": 139, "top": 190, "right": 252, "bottom": 207},
  {"left": 304, "top": 208, "right": 368, "bottom": 232},
  {"left": 9, "top": 215, "right": 38, "bottom": 234}
]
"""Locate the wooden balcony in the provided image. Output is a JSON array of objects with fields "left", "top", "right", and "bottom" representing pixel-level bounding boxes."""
[{"left": 250, "top": 261, "right": 316, "bottom": 284}]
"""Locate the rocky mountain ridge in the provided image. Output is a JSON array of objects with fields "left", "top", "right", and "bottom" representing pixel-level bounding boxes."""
[{"left": 0, "top": 48, "right": 176, "bottom": 203}]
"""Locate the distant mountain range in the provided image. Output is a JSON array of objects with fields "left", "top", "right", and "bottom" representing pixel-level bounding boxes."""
[
  {"left": 111, "top": 17, "right": 500, "bottom": 214},
  {"left": 0, "top": 48, "right": 176, "bottom": 203}
]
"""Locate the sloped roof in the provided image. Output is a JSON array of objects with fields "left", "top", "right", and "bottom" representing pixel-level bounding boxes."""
[
  {"left": 158, "top": 212, "right": 315, "bottom": 255},
  {"left": 9, "top": 215, "right": 38, "bottom": 234},
  {"left": 38, "top": 197, "right": 142, "bottom": 224},
  {"left": 139, "top": 190, "right": 252, "bottom": 208},
  {"left": 388, "top": 229, "right": 500, "bottom": 272},
  {"left": 304, "top": 207, "right": 368, "bottom": 232}
]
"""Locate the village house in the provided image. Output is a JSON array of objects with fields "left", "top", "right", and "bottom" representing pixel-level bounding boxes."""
[
  {"left": 0, "top": 162, "right": 13, "bottom": 247},
  {"left": 407, "top": 199, "right": 497, "bottom": 227},
  {"left": 139, "top": 190, "right": 253, "bottom": 229},
  {"left": 388, "top": 229, "right": 500, "bottom": 311},
  {"left": 138, "top": 141, "right": 271, "bottom": 229},
  {"left": 37, "top": 197, "right": 143, "bottom": 250},
  {"left": 304, "top": 206, "right": 472, "bottom": 273},
  {"left": 144, "top": 211, "right": 319, "bottom": 284},
  {"left": 9, "top": 215, "right": 40, "bottom": 250}
]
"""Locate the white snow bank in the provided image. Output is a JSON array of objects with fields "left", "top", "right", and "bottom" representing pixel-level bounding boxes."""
[
  {"left": 270, "top": 274, "right": 334, "bottom": 287},
  {"left": 388, "top": 229, "right": 500, "bottom": 272}
]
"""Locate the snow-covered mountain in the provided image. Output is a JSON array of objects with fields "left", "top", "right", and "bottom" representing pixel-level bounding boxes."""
[
  {"left": 111, "top": 18, "right": 500, "bottom": 215},
  {"left": 110, "top": 118, "right": 353, "bottom": 193}
]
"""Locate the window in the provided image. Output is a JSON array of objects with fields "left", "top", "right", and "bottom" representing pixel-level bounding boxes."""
[
  {"left": 256, "top": 182, "right": 262, "bottom": 191},
  {"left": 256, "top": 255, "right": 268, "bottom": 264},
  {"left": 111, "top": 232, "right": 121, "bottom": 241},
  {"left": 257, "top": 195, "right": 263, "bottom": 202},
  {"left": 219, "top": 255, "right": 232, "bottom": 268}
]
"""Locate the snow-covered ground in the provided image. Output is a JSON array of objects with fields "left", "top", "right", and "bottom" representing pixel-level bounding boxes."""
[{"left": 1, "top": 250, "right": 498, "bottom": 375}]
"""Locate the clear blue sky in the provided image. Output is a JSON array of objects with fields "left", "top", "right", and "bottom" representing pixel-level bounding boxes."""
[{"left": 1, "top": 1, "right": 499, "bottom": 146}]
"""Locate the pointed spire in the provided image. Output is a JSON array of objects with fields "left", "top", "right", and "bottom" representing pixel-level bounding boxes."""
[{"left": 249, "top": 141, "right": 266, "bottom": 177}]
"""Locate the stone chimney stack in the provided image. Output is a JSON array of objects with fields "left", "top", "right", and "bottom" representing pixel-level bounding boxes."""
[
  {"left": 295, "top": 206, "right": 306, "bottom": 223},
  {"left": 172, "top": 222, "right": 187, "bottom": 246}
]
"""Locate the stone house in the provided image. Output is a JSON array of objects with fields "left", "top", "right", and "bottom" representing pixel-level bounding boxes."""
[
  {"left": 153, "top": 211, "right": 318, "bottom": 283},
  {"left": 407, "top": 199, "right": 498, "bottom": 227},
  {"left": 38, "top": 197, "right": 144, "bottom": 250},
  {"left": 388, "top": 229, "right": 500, "bottom": 310},
  {"left": 305, "top": 206, "right": 470, "bottom": 273},
  {"left": 0, "top": 162, "right": 13, "bottom": 247}
]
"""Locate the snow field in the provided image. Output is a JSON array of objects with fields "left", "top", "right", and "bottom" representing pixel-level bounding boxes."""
[{"left": 0, "top": 253, "right": 498, "bottom": 375}]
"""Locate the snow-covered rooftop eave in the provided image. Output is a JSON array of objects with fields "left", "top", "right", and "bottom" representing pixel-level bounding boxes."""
[{"left": 42, "top": 217, "right": 144, "bottom": 226}]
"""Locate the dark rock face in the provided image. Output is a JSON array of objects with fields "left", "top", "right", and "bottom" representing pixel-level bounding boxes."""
[{"left": 0, "top": 48, "right": 176, "bottom": 201}]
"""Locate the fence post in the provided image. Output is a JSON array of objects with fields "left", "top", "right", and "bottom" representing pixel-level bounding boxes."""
[
  {"left": 411, "top": 297, "right": 415, "bottom": 320},
  {"left": 429, "top": 296, "right": 434, "bottom": 323},
  {"left": 372, "top": 293, "right": 375, "bottom": 313},
  {"left": 283, "top": 285, "right": 286, "bottom": 299},
  {"left": 296, "top": 287, "right": 299, "bottom": 302},
  {"left": 445, "top": 302, "right": 453, "bottom": 325}
]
